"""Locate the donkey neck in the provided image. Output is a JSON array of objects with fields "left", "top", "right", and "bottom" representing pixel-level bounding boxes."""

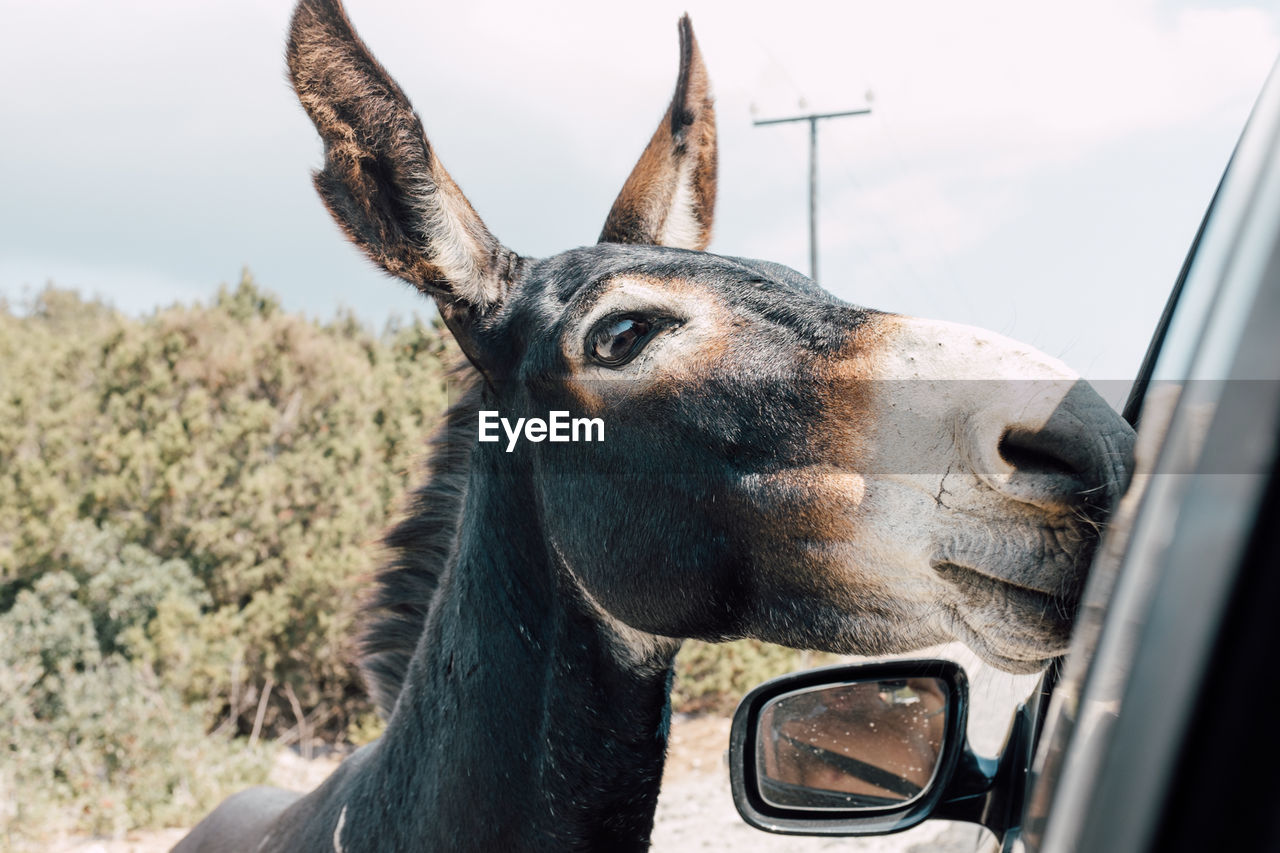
[{"left": 353, "top": 446, "right": 678, "bottom": 851}]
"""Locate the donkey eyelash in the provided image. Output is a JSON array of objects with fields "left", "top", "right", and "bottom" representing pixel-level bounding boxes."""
[{"left": 584, "top": 314, "right": 678, "bottom": 368}]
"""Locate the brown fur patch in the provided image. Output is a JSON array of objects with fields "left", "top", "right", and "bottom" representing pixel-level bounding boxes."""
[
  {"left": 725, "top": 315, "right": 893, "bottom": 591},
  {"left": 806, "top": 314, "right": 891, "bottom": 463}
]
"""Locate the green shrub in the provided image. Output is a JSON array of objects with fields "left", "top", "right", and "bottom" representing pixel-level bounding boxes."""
[
  {"left": 672, "top": 639, "right": 841, "bottom": 715},
  {"left": 1, "top": 279, "right": 451, "bottom": 839},
  {"left": 0, "top": 538, "right": 271, "bottom": 844},
  {"left": 0, "top": 277, "right": 453, "bottom": 742}
]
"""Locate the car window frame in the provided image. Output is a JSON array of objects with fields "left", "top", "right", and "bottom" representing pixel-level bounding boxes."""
[{"left": 1021, "top": 56, "right": 1280, "bottom": 853}]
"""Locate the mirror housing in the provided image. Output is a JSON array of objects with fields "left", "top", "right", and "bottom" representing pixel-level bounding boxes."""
[
  {"left": 729, "top": 660, "right": 970, "bottom": 835},
  {"left": 730, "top": 659, "right": 1045, "bottom": 840}
]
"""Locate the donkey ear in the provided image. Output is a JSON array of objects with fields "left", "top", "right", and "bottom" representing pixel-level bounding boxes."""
[
  {"left": 599, "top": 16, "right": 718, "bottom": 251},
  {"left": 287, "top": 0, "right": 516, "bottom": 317}
]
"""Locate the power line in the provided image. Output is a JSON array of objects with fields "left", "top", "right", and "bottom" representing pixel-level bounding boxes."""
[{"left": 753, "top": 107, "right": 870, "bottom": 283}]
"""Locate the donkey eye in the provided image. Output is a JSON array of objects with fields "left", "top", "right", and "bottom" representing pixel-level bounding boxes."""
[{"left": 589, "top": 317, "right": 655, "bottom": 366}]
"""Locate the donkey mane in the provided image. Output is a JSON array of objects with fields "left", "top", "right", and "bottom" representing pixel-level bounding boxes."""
[{"left": 359, "top": 362, "right": 479, "bottom": 717}]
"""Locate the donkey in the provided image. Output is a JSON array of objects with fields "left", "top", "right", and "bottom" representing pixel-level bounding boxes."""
[{"left": 175, "top": 0, "right": 1133, "bottom": 850}]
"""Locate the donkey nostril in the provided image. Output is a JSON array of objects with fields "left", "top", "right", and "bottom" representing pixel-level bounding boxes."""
[{"left": 998, "top": 428, "right": 1082, "bottom": 478}]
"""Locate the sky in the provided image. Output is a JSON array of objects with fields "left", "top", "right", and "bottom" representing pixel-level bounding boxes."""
[{"left": 2, "top": 0, "right": 1277, "bottom": 392}]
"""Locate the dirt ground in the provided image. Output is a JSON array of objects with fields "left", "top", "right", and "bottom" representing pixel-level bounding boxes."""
[
  {"left": 652, "top": 642, "right": 1032, "bottom": 853},
  {"left": 49, "top": 715, "right": 989, "bottom": 853},
  {"left": 52, "top": 644, "right": 1027, "bottom": 853},
  {"left": 651, "top": 714, "right": 992, "bottom": 853}
]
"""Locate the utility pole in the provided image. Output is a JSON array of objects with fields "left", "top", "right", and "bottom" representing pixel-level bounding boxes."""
[{"left": 754, "top": 107, "right": 871, "bottom": 283}]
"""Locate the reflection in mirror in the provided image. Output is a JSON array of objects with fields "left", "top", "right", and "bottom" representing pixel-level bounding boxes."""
[{"left": 756, "top": 678, "right": 949, "bottom": 811}]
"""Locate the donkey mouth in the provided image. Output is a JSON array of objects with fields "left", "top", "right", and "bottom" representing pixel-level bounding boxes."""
[
  {"left": 949, "top": 617, "right": 1061, "bottom": 675},
  {"left": 933, "top": 559, "right": 1077, "bottom": 672},
  {"left": 931, "top": 558, "right": 1077, "bottom": 602}
]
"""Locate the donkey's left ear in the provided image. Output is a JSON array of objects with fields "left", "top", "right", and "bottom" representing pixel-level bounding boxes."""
[
  {"left": 600, "top": 15, "right": 717, "bottom": 251},
  {"left": 287, "top": 0, "right": 515, "bottom": 323}
]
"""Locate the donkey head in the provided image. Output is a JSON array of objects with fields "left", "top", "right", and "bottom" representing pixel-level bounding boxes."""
[{"left": 288, "top": 0, "right": 1134, "bottom": 675}]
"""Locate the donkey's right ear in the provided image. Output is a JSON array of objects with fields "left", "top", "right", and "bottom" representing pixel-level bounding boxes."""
[
  {"left": 287, "top": 0, "right": 516, "bottom": 323},
  {"left": 600, "top": 16, "right": 717, "bottom": 251}
]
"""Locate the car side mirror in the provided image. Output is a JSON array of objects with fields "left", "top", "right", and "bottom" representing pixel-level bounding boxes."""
[{"left": 730, "top": 659, "right": 1039, "bottom": 839}]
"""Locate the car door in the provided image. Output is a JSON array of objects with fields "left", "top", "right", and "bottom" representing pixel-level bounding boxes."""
[{"left": 1020, "top": 56, "right": 1280, "bottom": 853}]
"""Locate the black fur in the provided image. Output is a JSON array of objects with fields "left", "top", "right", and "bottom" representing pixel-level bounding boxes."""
[{"left": 358, "top": 369, "right": 479, "bottom": 718}]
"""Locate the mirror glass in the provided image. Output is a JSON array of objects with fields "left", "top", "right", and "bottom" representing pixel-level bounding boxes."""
[{"left": 755, "top": 677, "right": 949, "bottom": 811}]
